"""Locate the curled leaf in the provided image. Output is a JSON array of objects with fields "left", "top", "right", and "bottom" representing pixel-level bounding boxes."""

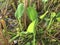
[
  {"left": 51, "top": 12, "right": 56, "bottom": 18},
  {"left": 40, "top": 11, "right": 48, "bottom": 19},
  {"left": 26, "top": 19, "right": 38, "bottom": 33}
]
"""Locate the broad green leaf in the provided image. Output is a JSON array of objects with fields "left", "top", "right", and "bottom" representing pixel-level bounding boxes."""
[
  {"left": 39, "top": 11, "right": 48, "bottom": 19},
  {"left": 26, "top": 19, "right": 38, "bottom": 33},
  {"left": 15, "top": 3, "right": 24, "bottom": 19},
  {"left": 27, "top": 6, "right": 38, "bottom": 21}
]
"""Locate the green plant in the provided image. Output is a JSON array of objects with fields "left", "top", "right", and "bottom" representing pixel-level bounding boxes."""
[
  {"left": 9, "top": 3, "right": 38, "bottom": 45},
  {"left": 8, "top": 0, "right": 60, "bottom": 45},
  {"left": 9, "top": 3, "right": 25, "bottom": 42}
]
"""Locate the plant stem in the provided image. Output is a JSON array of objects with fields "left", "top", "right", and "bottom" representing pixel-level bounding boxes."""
[
  {"left": 46, "top": 17, "right": 53, "bottom": 30},
  {"left": 33, "top": 33, "right": 36, "bottom": 45},
  {"left": 9, "top": 34, "right": 19, "bottom": 43},
  {"left": 18, "top": 19, "right": 23, "bottom": 32}
]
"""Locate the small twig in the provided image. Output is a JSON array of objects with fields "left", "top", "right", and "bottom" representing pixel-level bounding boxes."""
[
  {"left": 11, "top": 2, "right": 16, "bottom": 11},
  {"left": 46, "top": 31, "right": 60, "bottom": 43},
  {"left": 54, "top": 31, "right": 60, "bottom": 37}
]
